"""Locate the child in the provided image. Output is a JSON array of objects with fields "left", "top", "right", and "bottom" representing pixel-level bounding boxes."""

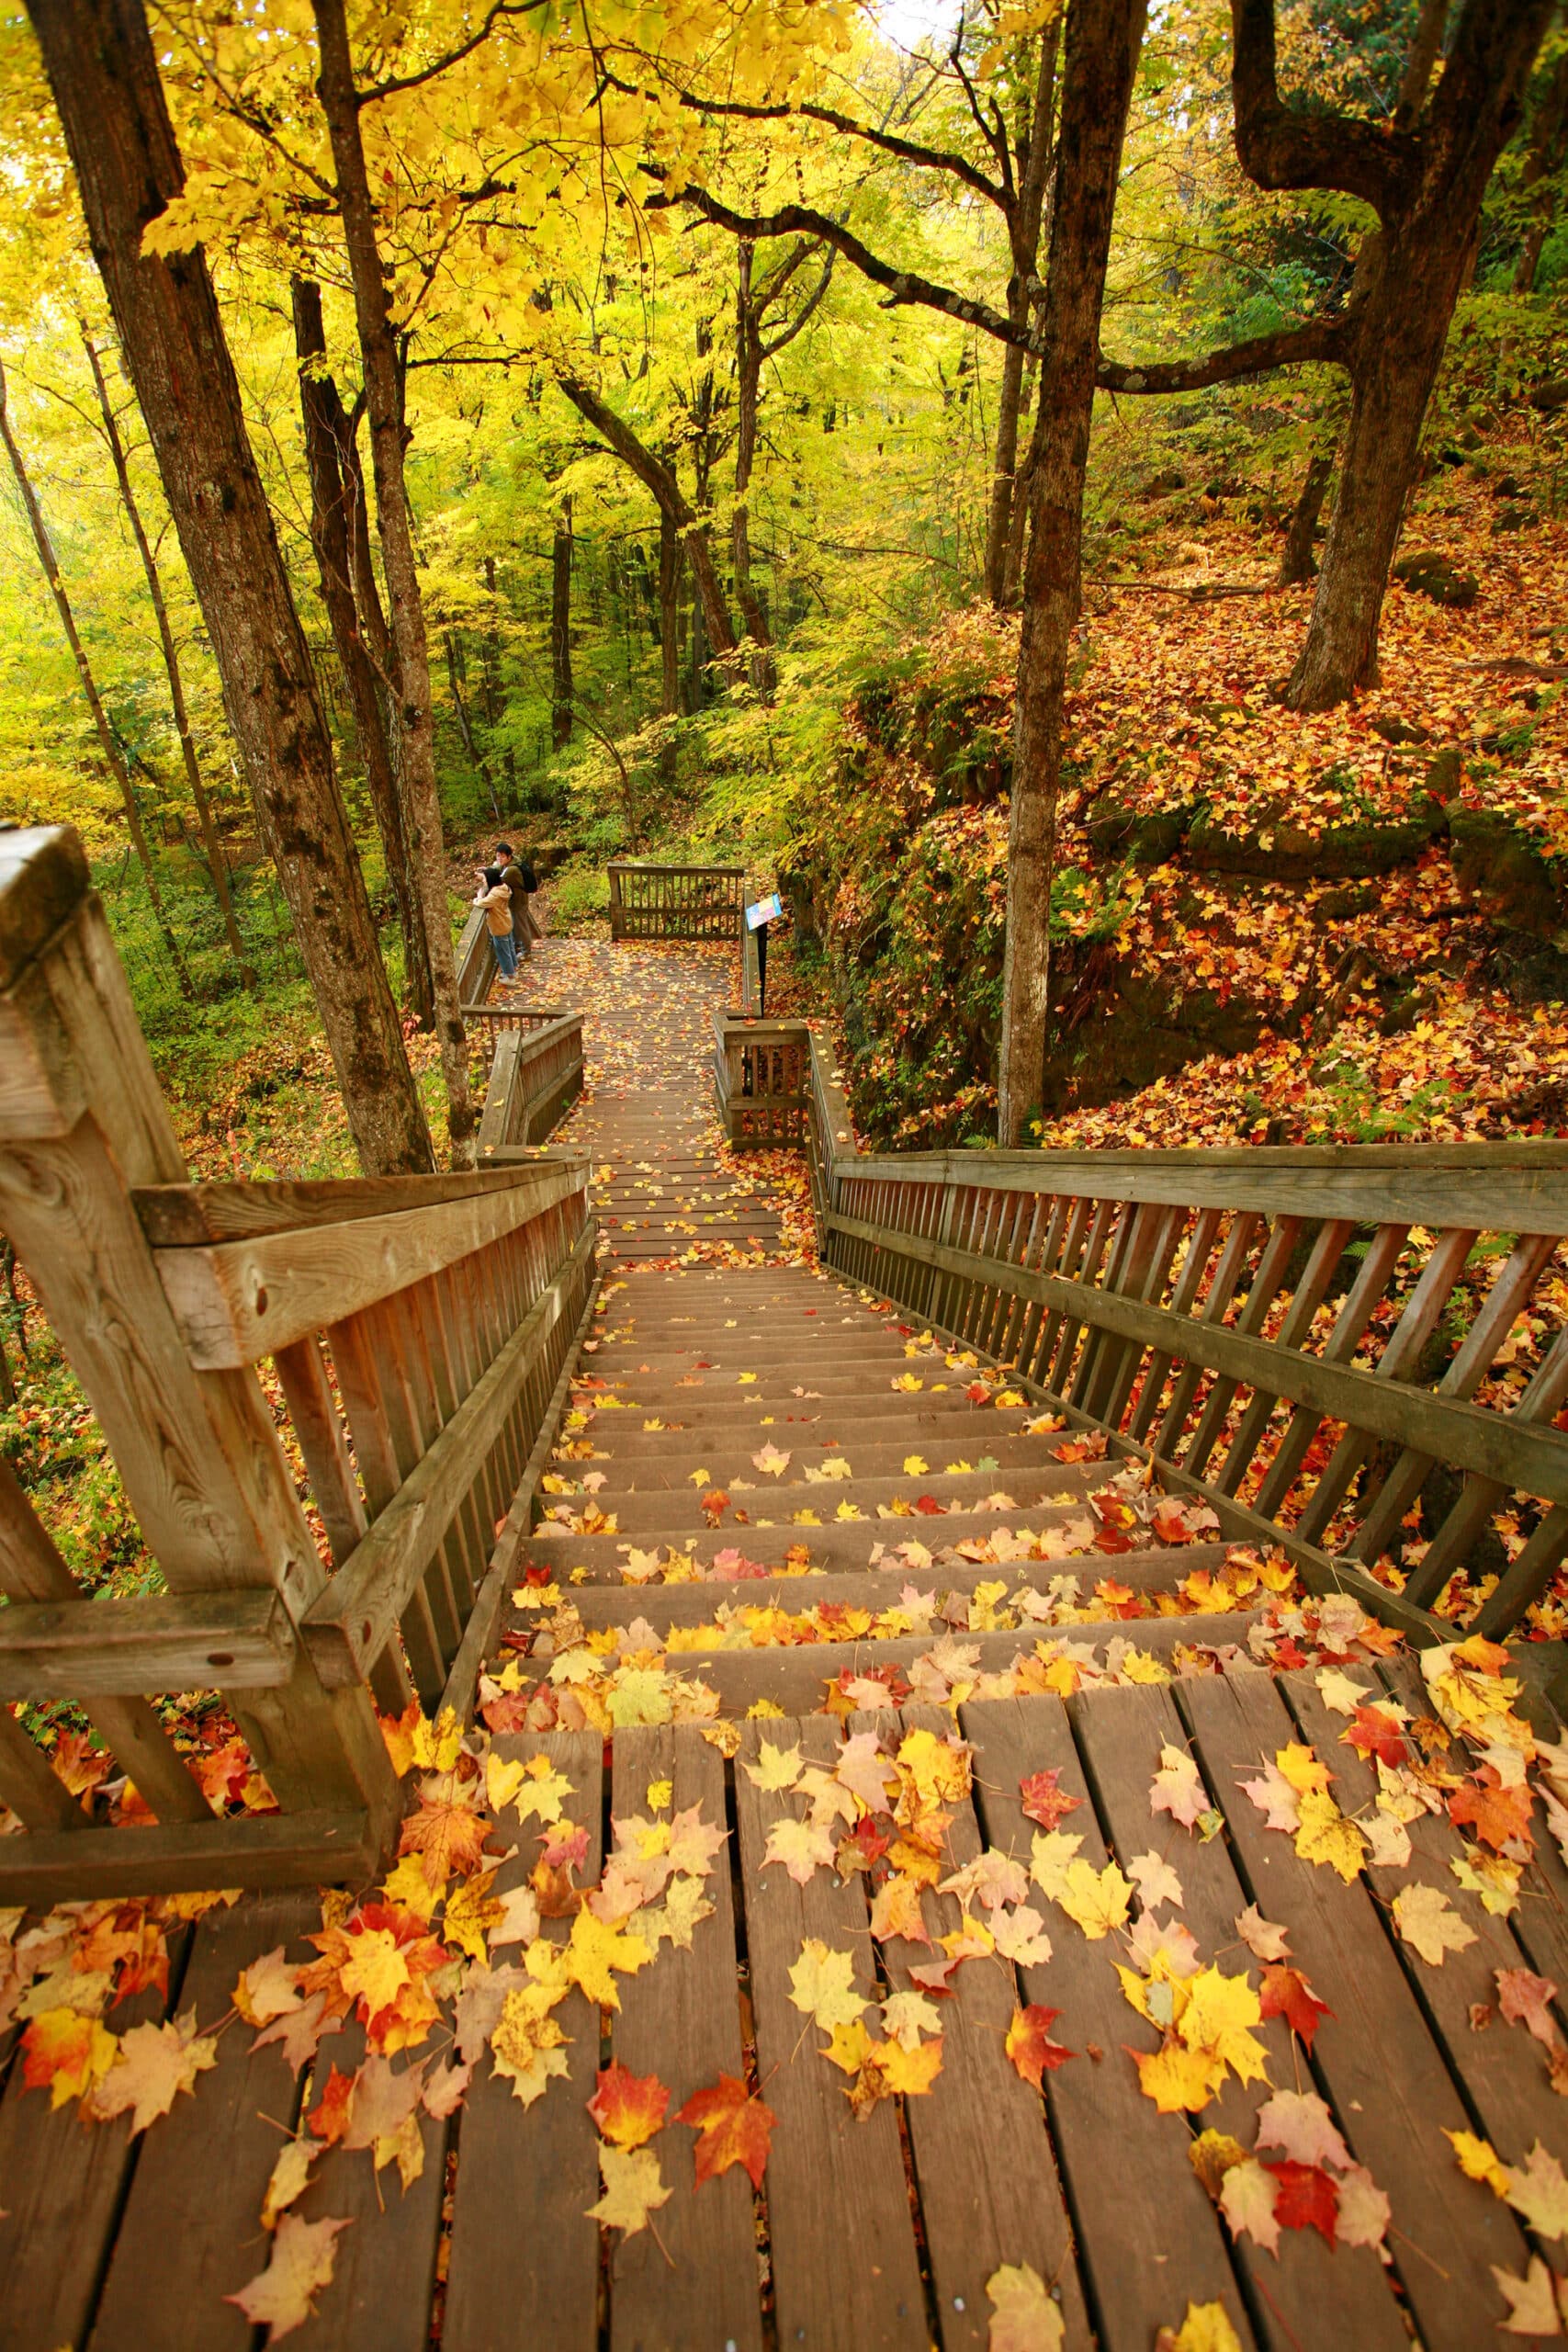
[{"left": 473, "top": 865, "right": 519, "bottom": 979}]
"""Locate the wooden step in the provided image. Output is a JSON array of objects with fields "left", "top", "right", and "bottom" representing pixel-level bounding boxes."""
[
  {"left": 539, "top": 1468, "right": 1097, "bottom": 1538},
  {"left": 523, "top": 1497, "right": 1141, "bottom": 1577}
]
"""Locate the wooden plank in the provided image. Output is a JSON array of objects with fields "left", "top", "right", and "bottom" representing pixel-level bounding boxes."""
[
  {"left": 133, "top": 1159, "right": 574, "bottom": 1247},
  {"left": 1071, "top": 1680, "right": 1408, "bottom": 2350},
  {"left": 732, "top": 1714, "right": 929, "bottom": 2349},
  {"left": 854, "top": 1704, "right": 1093, "bottom": 2352},
  {"left": 0, "top": 1702, "right": 86, "bottom": 1832},
  {"left": 825, "top": 1211, "right": 1568, "bottom": 1510},
  {"left": 443, "top": 1728, "right": 604, "bottom": 2352},
  {"left": 90, "top": 1890, "right": 321, "bottom": 2352},
  {"left": 1179, "top": 1665, "right": 1529, "bottom": 2352},
  {"left": 1286, "top": 1657, "right": 1568, "bottom": 2272},
  {"left": 287, "top": 2031, "right": 444, "bottom": 2352},
  {"left": 962, "top": 1694, "right": 1254, "bottom": 2352},
  {"left": 153, "top": 1163, "right": 585, "bottom": 1369},
  {"left": 0, "top": 1924, "right": 189, "bottom": 2350},
  {"left": 608, "top": 1724, "right": 762, "bottom": 2352},
  {"left": 0, "top": 1587, "right": 295, "bottom": 1702},
  {"left": 0, "top": 1804, "right": 377, "bottom": 1908},
  {"left": 305, "top": 1225, "right": 597, "bottom": 1687}
]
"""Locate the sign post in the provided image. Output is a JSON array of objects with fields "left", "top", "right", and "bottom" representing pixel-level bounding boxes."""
[{"left": 744, "top": 892, "right": 783, "bottom": 1019}]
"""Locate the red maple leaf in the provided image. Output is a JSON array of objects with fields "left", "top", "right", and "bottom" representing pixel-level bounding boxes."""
[
  {"left": 678, "top": 2074, "right": 776, "bottom": 2188},
  {"left": 913, "top": 1494, "right": 946, "bottom": 1515},
  {"left": 1342, "top": 1705, "right": 1409, "bottom": 1768},
  {"left": 1259, "top": 1964, "right": 1334, "bottom": 2053},
  {"left": 1005, "top": 2005, "right": 1075, "bottom": 2088},
  {"left": 1020, "top": 1769, "right": 1082, "bottom": 1832},
  {"left": 1450, "top": 1768, "right": 1535, "bottom": 1854},
  {"left": 587, "top": 2062, "right": 670, "bottom": 2149},
  {"left": 837, "top": 1815, "right": 893, "bottom": 1874},
  {"left": 307, "top": 2064, "right": 355, "bottom": 2145},
  {"left": 1264, "top": 2160, "right": 1338, "bottom": 2245}
]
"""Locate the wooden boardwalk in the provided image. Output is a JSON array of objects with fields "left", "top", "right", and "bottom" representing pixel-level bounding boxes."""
[{"left": 5, "top": 1662, "right": 1566, "bottom": 2349}]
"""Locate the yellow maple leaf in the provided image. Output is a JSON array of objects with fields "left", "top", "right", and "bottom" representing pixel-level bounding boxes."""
[
  {"left": 897, "top": 1725, "right": 972, "bottom": 1811},
  {"left": 787, "top": 1938, "right": 867, "bottom": 2032},
  {"left": 1134, "top": 2039, "right": 1224, "bottom": 2114},
  {"left": 1293, "top": 1790, "right": 1367, "bottom": 1883},
  {"left": 564, "top": 1909, "right": 651, "bottom": 2008},
  {"left": 442, "top": 1871, "right": 504, "bottom": 1963},
  {"left": 987, "top": 2262, "right": 1065, "bottom": 2352},
  {"left": 411, "top": 1707, "right": 465, "bottom": 1773},
  {"left": 1447, "top": 2128, "right": 1509, "bottom": 2194},
  {"left": 903, "top": 1454, "right": 930, "bottom": 1476},
  {"left": 587, "top": 2144, "right": 671, "bottom": 2235},
  {"left": 1501, "top": 2143, "right": 1568, "bottom": 2240},
  {"left": 875, "top": 2033, "right": 943, "bottom": 2097},
  {"left": 1056, "top": 1859, "right": 1133, "bottom": 1939},
  {"left": 1274, "top": 1743, "right": 1331, "bottom": 1795},
  {"left": 824, "top": 2016, "right": 875, "bottom": 2075},
  {"left": 1156, "top": 2301, "right": 1245, "bottom": 2352},
  {"left": 337, "top": 1928, "right": 410, "bottom": 2020},
  {"left": 1179, "top": 1967, "right": 1269, "bottom": 2088}
]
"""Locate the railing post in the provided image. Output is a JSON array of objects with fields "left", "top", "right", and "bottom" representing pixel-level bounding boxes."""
[{"left": 0, "top": 828, "right": 400, "bottom": 1853}]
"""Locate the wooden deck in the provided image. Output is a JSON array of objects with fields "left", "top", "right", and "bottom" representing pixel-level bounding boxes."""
[{"left": 5, "top": 1658, "right": 1564, "bottom": 2350}]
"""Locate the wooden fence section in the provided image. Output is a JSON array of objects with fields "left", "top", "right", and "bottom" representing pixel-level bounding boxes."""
[
  {"left": 826, "top": 1147, "right": 1568, "bottom": 1646},
  {"left": 476, "top": 1012, "right": 585, "bottom": 1153},
  {"left": 0, "top": 827, "right": 595, "bottom": 1900},
  {"left": 608, "top": 861, "right": 745, "bottom": 941}
]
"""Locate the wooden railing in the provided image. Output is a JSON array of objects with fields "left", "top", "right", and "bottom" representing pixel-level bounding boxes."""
[
  {"left": 478, "top": 1012, "right": 586, "bottom": 1153},
  {"left": 0, "top": 827, "right": 596, "bottom": 1900},
  {"left": 456, "top": 902, "right": 502, "bottom": 1004},
  {"left": 715, "top": 1003, "right": 1568, "bottom": 1657},
  {"left": 466, "top": 1000, "right": 572, "bottom": 1067},
  {"left": 609, "top": 861, "right": 746, "bottom": 942}
]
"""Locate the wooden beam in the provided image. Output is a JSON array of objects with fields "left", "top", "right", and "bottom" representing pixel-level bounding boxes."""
[
  {"left": 152, "top": 1163, "right": 587, "bottom": 1368},
  {"left": 0, "top": 1588, "right": 295, "bottom": 1702},
  {"left": 304, "top": 1222, "right": 598, "bottom": 1687},
  {"left": 134, "top": 1159, "right": 577, "bottom": 1247},
  {"left": 0, "top": 1804, "right": 380, "bottom": 1906},
  {"left": 833, "top": 1148, "right": 1568, "bottom": 1235},
  {"left": 827, "top": 1213, "right": 1568, "bottom": 1505}
]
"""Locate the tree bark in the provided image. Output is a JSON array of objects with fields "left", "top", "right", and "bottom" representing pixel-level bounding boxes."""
[
  {"left": 658, "top": 513, "right": 680, "bottom": 790},
  {"left": 1514, "top": 45, "right": 1568, "bottom": 293},
  {"left": 984, "top": 17, "right": 1062, "bottom": 605},
  {"left": 26, "top": 0, "right": 434, "bottom": 1173},
  {"left": 0, "top": 350, "right": 196, "bottom": 1001},
  {"left": 998, "top": 0, "right": 1147, "bottom": 1148},
  {"left": 444, "top": 629, "right": 501, "bottom": 818},
  {"left": 1279, "top": 449, "right": 1333, "bottom": 583},
  {"left": 310, "top": 0, "right": 476, "bottom": 1166},
  {"left": 733, "top": 243, "right": 775, "bottom": 693},
  {"left": 289, "top": 277, "right": 433, "bottom": 1028},
  {"left": 1230, "top": 0, "right": 1555, "bottom": 710},
  {"left": 550, "top": 497, "right": 574, "bottom": 748},
  {"left": 81, "top": 329, "right": 254, "bottom": 988},
  {"left": 558, "top": 374, "right": 738, "bottom": 664}
]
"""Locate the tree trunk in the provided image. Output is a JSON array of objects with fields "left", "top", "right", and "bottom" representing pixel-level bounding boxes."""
[
  {"left": 984, "top": 20, "right": 1062, "bottom": 605},
  {"left": 732, "top": 243, "right": 776, "bottom": 696},
  {"left": 550, "top": 498, "right": 574, "bottom": 748},
  {"left": 1515, "top": 46, "right": 1568, "bottom": 293},
  {"left": 998, "top": 0, "right": 1148, "bottom": 1147},
  {"left": 26, "top": 0, "right": 434, "bottom": 1173},
  {"left": 1229, "top": 0, "right": 1555, "bottom": 711},
  {"left": 444, "top": 630, "right": 501, "bottom": 818},
  {"left": 558, "top": 375, "right": 739, "bottom": 666},
  {"left": 658, "top": 513, "right": 680, "bottom": 790},
  {"left": 0, "top": 352, "right": 195, "bottom": 1000},
  {"left": 289, "top": 279, "right": 433, "bottom": 1027},
  {"left": 81, "top": 329, "right": 254, "bottom": 988},
  {"left": 1278, "top": 449, "right": 1333, "bottom": 584},
  {"left": 310, "top": 0, "right": 476, "bottom": 1167}
]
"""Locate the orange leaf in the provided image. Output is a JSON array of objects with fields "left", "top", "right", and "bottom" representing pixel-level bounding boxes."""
[
  {"left": 1005, "top": 2005, "right": 1075, "bottom": 2088},
  {"left": 587, "top": 2062, "right": 670, "bottom": 2150},
  {"left": 1449, "top": 1768, "right": 1534, "bottom": 1854},
  {"left": 677, "top": 2072, "right": 777, "bottom": 2188}
]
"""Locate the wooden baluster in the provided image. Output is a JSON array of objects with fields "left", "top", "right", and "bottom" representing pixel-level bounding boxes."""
[
  {"left": 1178, "top": 1215, "right": 1303, "bottom": 1482},
  {"left": 382, "top": 1288, "right": 469, "bottom": 1641},
  {"left": 0, "top": 1454, "right": 209, "bottom": 1823},
  {"left": 1069, "top": 1200, "right": 1142, "bottom": 1416},
  {"left": 1047, "top": 1195, "right": 1117, "bottom": 1397},
  {"left": 1250, "top": 1222, "right": 1410, "bottom": 1519},
  {"left": 1405, "top": 1323, "right": 1568, "bottom": 1614},
  {"left": 1293, "top": 1225, "right": 1477, "bottom": 1549},
  {"left": 395, "top": 1279, "right": 479, "bottom": 1618},
  {"left": 1352, "top": 1231, "right": 1558, "bottom": 1569},
  {"left": 434, "top": 1260, "right": 509, "bottom": 1558},
  {"left": 1029, "top": 1195, "right": 1090, "bottom": 1389},
  {"left": 997, "top": 1195, "right": 1045, "bottom": 1367},
  {"left": 1098, "top": 1203, "right": 1187, "bottom": 1434},
  {"left": 329, "top": 1311, "right": 446, "bottom": 1704},
  {"left": 1015, "top": 1195, "right": 1066, "bottom": 1381},
  {"left": 1126, "top": 1208, "right": 1220, "bottom": 1441},
  {"left": 275, "top": 1334, "right": 368, "bottom": 1571},
  {"left": 1212, "top": 1218, "right": 1356, "bottom": 1498},
  {"left": 1151, "top": 1211, "right": 1261, "bottom": 1461}
]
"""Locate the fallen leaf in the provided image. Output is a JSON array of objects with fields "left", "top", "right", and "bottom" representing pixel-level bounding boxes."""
[
  {"left": 986, "top": 2260, "right": 1065, "bottom": 2352},
  {"left": 1006, "top": 2006, "right": 1075, "bottom": 2087},
  {"left": 1393, "top": 1883, "right": 1479, "bottom": 1967},
  {"left": 226, "top": 2213, "right": 351, "bottom": 2342},
  {"left": 1019, "top": 1769, "right": 1082, "bottom": 1832},
  {"left": 1492, "top": 2255, "right": 1564, "bottom": 2336},
  {"left": 89, "top": 2010, "right": 218, "bottom": 2133},
  {"left": 587, "top": 2061, "right": 670, "bottom": 2149},
  {"left": 677, "top": 2073, "right": 776, "bottom": 2188},
  {"left": 1258, "top": 1965, "right": 1333, "bottom": 2054},
  {"left": 1150, "top": 1744, "right": 1207, "bottom": 1830},
  {"left": 787, "top": 1939, "right": 867, "bottom": 2032},
  {"left": 1235, "top": 1905, "right": 1290, "bottom": 1962},
  {"left": 586, "top": 2143, "right": 671, "bottom": 2236}
]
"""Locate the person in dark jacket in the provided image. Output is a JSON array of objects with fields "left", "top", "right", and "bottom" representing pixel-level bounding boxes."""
[{"left": 496, "top": 841, "right": 541, "bottom": 946}]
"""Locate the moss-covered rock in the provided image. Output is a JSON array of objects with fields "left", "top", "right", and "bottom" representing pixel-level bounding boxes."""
[
  {"left": 1186, "top": 793, "right": 1445, "bottom": 880},
  {"left": 1450, "top": 808, "right": 1568, "bottom": 942},
  {"left": 1392, "top": 549, "right": 1479, "bottom": 607}
]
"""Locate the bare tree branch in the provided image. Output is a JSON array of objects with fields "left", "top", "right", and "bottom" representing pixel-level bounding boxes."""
[
  {"left": 1097, "top": 310, "right": 1353, "bottom": 391},
  {"left": 359, "top": 0, "right": 552, "bottom": 102},
  {"left": 1231, "top": 0, "right": 1412, "bottom": 214}
]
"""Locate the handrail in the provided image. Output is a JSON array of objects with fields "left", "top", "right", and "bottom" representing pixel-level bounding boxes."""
[
  {"left": 608, "top": 859, "right": 746, "bottom": 942},
  {"left": 477, "top": 1012, "right": 586, "bottom": 1153},
  {"left": 0, "top": 826, "right": 595, "bottom": 1900},
  {"left": 713, "top": 990, "right": 1568, "bottom": 1659}
]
